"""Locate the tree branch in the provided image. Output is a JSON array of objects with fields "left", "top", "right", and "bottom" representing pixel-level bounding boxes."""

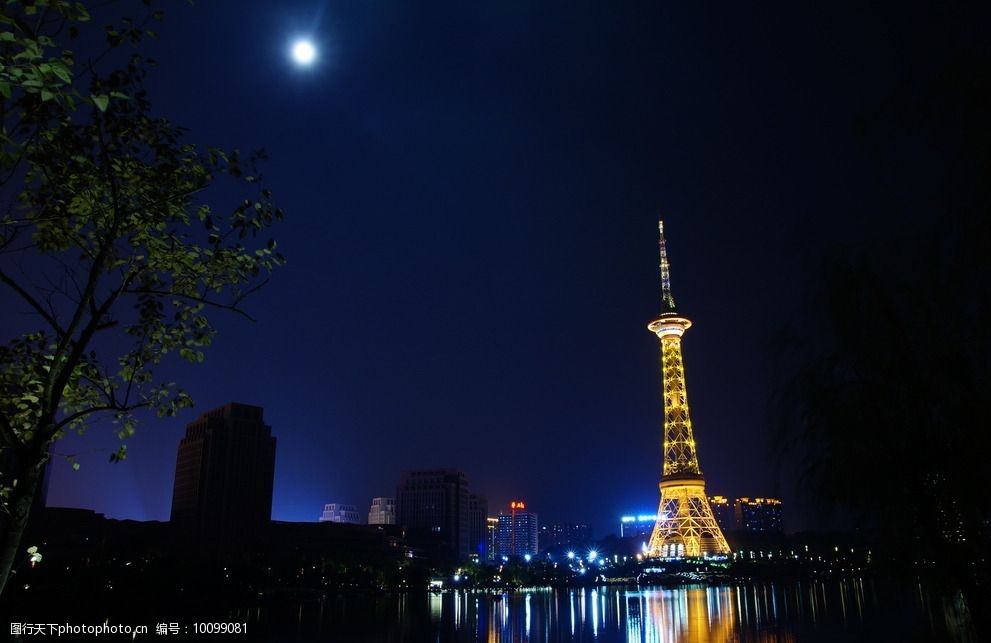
[
  {"left": 0, "top": 269, "right": 65, "bottom": 336},
  {"left": 122, "top": 282, "right": 267, "bottom": 322},
  {"left": 41, "top": 112, "right": 127, "bottom": 437},
  {"left": 56, "top": 401, "right": 150, "bottom": 430},
  {"left": 0, "top": 413, "right": 26, "bottom": 453}
]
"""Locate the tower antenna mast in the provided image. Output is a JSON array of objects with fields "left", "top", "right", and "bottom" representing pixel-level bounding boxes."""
[{"left": 658, "top": 220, "right": 676, "bottom": 312}]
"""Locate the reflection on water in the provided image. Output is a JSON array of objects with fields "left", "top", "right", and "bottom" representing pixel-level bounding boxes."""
[{"left": 230, "top": 579, "right": 976, "bottom": 642}]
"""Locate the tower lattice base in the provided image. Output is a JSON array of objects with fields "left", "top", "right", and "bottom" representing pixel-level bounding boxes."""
[{"left": 647, "top": 478, "right": 730, "bottom": 558}]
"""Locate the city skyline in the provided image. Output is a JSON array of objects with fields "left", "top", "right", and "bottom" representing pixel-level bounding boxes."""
[
  {"left": 52, "top": 391, "right": 783, "bottom": 539},
  {"left": 45, "top": 389, "right": 781, "bottom": 538}
]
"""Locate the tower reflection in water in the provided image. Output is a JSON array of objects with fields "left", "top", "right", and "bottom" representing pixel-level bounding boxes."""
[
  {"left": 466, "top": 585, "right": 800, "bottom": 643},
  {"left": 230, "top": 577, "right": 967, "bottom": 641}
]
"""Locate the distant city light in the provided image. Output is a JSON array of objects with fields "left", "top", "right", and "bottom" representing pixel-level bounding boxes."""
[
  {"left": 622, "top": 514, "right": 658, "bottom": 523},
  {"left": 524, "top": 554, "right": 532, "bottom": 562},
  {"left": 587, "top": 550, "right": 598, "bottom": 561},
  {"left": 567, "top": 551, "right": 576, "bottom": 560}
]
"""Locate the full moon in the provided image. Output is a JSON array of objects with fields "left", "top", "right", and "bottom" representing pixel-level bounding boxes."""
[{"left": 291, "top": 40, "right": 316, "bottom": 65}]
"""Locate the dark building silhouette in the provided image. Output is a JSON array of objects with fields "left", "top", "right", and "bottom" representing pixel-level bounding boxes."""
[
  {"left": 705, "top": 496, "right": 785, "bottom": 535},
  {"left": 467, "top": 493, "right": 488, "bottom": 561},
  {"left": 170, "top": 402, "right": 276, "bottom": 545},
  {"left": 709, "top": 496, "right": 736, "bottom": 531},
  {"left": 734, "top": 497, "right": 784, "bottom": 534},
  {"left": 395, "top": 469, "right": 470, "bottom": 560},
  {"left": 541, "top": 523, "right": 593, "bottom": 553}
]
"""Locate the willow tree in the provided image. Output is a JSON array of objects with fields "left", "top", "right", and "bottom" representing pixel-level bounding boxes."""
[
  {"left": 770, "top": 46, "right": 990, "bottom": 629},
  {"left": 0, "top": 1, "right": 284, "bottom": 594}
]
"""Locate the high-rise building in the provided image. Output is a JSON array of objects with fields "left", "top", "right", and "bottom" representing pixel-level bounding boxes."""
[
  {"left": 395, "top": 469, "right": 471, "bottom": 560},
  {"left": 540, "top": 523, "right": 593, "bottom": 552},
  {"left": 467, "top": 494, "right": 488, "bottom": 561},
  {"left": 496, "top": 501, "right": 538, "bottom": 559},
  {"left": 645, "top": 222, "right": 731, "bottom": 558},
  {"left": 927, "top": 473, "right": 967, "bottom": 544},
  {"left": 734, "top": 497, "right": 783, "bottom": 534},
  {"left": 319, "top": 503, "right": 361, "bottom": 524},
  {"left": 368, "top": 497, "right": 396, "bottom": 525},
  {"left": 170, "top": 402, "right": 276, "bottom": 544},
  {"left": 708, "top": 496, "right": 735, "bottom": 531},
  {"left": 485, "top": 517, "right": 498, "bottom": 561}
]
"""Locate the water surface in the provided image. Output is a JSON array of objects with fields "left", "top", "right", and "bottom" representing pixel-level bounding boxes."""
[{"left": 229, "top": 580, "right": 976, "bottom": 642}]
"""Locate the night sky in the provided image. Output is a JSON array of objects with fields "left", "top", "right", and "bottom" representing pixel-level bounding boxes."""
[{"left": 24, "top": 2, "right": 980, "bottom": 536}]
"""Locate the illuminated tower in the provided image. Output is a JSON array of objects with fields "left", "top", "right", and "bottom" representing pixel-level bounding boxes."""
[{"left": 645, "top": 222, "right": 731, "bottom": 558}]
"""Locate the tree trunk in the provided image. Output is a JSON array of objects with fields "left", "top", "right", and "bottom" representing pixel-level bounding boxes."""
[{"left": 0, "top": 459, "right": 42, "bottom": 596}]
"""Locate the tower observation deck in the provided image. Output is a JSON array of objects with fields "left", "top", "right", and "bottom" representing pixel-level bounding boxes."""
[{"left": 645, "top": 221, "right": 731, "bottom": 558}]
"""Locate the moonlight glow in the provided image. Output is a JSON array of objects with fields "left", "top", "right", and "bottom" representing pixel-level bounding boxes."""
[{"left": 291, "top": 40, "right": 316, "bottom": 65}]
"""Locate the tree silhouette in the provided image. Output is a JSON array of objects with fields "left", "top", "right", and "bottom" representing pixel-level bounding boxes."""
[
  {"left": 0, "top": 2, "right": 284, "bottom": 594},
  {"left": 771, "top": 46, "right": 990, "bottom": 627}
]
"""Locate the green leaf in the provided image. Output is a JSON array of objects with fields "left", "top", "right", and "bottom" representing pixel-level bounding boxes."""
[
  {"left": 51, "top": 64, "right": 73, "bottom": 84},
  {"left": 91, "top": 93, "right": 109, "bottom": 112}
]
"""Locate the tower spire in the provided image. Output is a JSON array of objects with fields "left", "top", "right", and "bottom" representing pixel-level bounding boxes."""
[{"left": 658, "top": 220, "right": 676, "bottom": 313}]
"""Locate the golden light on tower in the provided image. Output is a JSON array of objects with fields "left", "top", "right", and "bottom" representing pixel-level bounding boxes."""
[{"left": 645, "top": 221, "right": 731, "bottom": 558}]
